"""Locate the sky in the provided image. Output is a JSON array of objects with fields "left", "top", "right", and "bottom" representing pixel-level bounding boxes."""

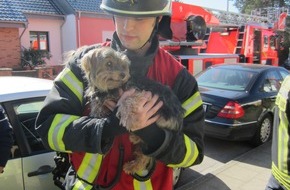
[{"left": 181, "top": 0, "right": 239, "bottom": 13}]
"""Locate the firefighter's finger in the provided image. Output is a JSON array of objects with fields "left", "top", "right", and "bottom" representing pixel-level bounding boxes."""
[
  {"left": 144, "top": 94, "right": 161, "bottom": 111},
  {"left": 147, "top": 99, "right": 163, "bottom": 119},
  {"left": 146, "top": 114, "right": 161, "bottom": 127}
]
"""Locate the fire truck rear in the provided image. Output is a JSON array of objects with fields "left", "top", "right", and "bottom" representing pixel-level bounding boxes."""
[{"left": 162, "top": 1, "right": 290, "bottom": 75}]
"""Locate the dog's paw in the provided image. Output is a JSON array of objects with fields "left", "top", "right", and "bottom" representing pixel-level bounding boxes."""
[
  {"left": 123, "top": 161, "right": 145, "bottom": 175},
  {"left": 129, "top": 134, "right": 142, "bottom": 144}
]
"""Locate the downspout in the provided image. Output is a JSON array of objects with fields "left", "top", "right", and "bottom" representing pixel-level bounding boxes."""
[
  {"left": 77, "top": 11, "right": 82, "bottom": 47},
  {"left": 19, "top": 22, "right": 28, "bottom": 40},
  {"left": 60, "top": 15, "right": 66, "bottom": 58}
]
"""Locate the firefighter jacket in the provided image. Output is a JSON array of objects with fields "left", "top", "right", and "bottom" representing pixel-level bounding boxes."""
[
  {"left": 0, "top": 107, "right": 13, "bottom": 168},
  {"left": 35, "top": 33, "right": 205, "bottom": 190},
  {"left": 271, "top": 75, "right": 290, "bottom": 190}
]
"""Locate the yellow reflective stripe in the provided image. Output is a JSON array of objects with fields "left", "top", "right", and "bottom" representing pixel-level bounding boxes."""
[
  {"left": 276, "top": 76, "right": 290, "bottom": 111},
  {"left": 272, "top": 163, "right": 290, "bottom": 189},
  {"left": 182, "top": 91, "right": 203, "bottom": 117},
  {"left": 72, "top": 178, "right": 93, "bottom": 190},
  {"left": 133, "top": 179, "right": 153, "bottom": 190},
  {"left": 48, "top": 114, "right": 78, "bottom": 152},
  {"left": 77, "top": 153, "right": 103, "bottom": 183},
  {"left": 168, "top": 135, "right": 199, "bottom": 168},
  {"left": 277, "top": 111, "right": 289, "bottom": 174},
  {"left": 58, "top": 68, "right": 84, "bottom": 103},
  {"left": 276, "top": 93, "right": 287, "bottom": 112}
]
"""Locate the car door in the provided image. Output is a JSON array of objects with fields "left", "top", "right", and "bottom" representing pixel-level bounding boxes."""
[
  {"left": 258, "top": 70, "right": 282, "bottom": 111},
  {"left": 0, "top": 98, "right": 58, "bottom": 190}
]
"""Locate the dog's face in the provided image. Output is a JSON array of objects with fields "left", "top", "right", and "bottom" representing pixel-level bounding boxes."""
[{"left": 81, "top": 47, "right": 130, "bottom": 92}]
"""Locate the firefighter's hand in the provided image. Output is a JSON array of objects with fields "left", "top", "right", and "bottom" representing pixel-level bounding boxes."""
[{"left": 118, "top": 90, "right": 163, "bottom": 131}]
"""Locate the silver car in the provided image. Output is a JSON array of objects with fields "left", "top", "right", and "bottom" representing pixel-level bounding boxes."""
[{"left": 0, "top": 76, "right": 58, "bottom": 190}]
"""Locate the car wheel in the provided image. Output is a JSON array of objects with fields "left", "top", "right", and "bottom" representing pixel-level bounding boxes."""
[{"left": 250, "top": 113, "right": 273, "bottom": 146}]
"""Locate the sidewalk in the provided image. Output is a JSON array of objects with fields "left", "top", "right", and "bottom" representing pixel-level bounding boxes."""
[{"left": 177, "top": 141, "right": 272, "bottom": 190}]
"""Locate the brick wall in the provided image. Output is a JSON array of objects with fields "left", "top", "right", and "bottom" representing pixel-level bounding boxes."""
[{"left": 0, "top": 28, "right": 21, "bottom": 68}]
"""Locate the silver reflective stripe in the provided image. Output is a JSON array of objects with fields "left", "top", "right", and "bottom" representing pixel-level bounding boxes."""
[
  {"left": 48, "top": 114, "right": 78, "bottom": 152},
  {"left": 77, "top": 153, "right": 103, "bottom": 183},
  {"left": 58, "top": 68, "right": 84, "bottom": 103},
  {"left": 182, "top": 91, "right": 203, "bottom": 117},
  {"left": 133, "top": 178, "right": 153, "bottom": 190}
]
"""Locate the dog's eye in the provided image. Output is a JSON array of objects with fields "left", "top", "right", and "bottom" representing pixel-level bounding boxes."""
[{"left": 106, "top": 62, "right": 112, "bottom": 67}]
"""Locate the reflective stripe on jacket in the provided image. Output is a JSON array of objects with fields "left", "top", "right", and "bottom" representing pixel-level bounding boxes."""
[{"left": 271, "top": 75, "right": 290, "bottom": 190}]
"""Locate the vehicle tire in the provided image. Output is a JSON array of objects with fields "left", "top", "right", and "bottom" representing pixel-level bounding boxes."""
[{"left": 249, "top": 113, "right": 273, "bottom": 146}]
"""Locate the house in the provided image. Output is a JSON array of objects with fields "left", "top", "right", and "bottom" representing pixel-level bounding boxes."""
[{"left": 0, "top": 0, "right": 114, "bottom": 74}]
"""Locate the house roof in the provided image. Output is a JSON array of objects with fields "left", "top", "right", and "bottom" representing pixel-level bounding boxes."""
[
  {"left": 0, "top": 0, "right": 104, "bottom": 25},
  {"left": 0, "top": 0, "right": 64, "bottom": 24},
  {"left": 14, "top": 0, "right": 64, "bottom": 15},
  {"left": 0, "top": 0, "right": 27, "bottom": 22},
  {"left": 65, "top": 0, "right": 103, "bottom": 13}
]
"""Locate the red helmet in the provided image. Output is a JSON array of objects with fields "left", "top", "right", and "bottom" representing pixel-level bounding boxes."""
[{"left": 100, "top": 0, "right": 172, "bottom": 17}]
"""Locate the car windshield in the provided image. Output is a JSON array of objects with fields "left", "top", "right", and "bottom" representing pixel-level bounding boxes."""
[{"left": 196, "top": 67, "right": 256, "bottom": 91}]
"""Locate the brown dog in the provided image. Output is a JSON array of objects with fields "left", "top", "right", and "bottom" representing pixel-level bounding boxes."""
[
  {"left": 80, "top": 46, "right": 185, "bottom": 175},
  {"left": 80, "top": 47, "right": 130, "bottom": 118}
]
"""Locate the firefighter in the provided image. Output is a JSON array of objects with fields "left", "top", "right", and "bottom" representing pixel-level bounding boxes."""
[
  {"left": 0, "top": 106, "right": 13, "bottom": 174},
  {"left": 35, "top": 0, "right": 205, "bottom": 189},
  {"left": 265, "top": 75, "right": 290, "bottom": 190},
  {"left": 278, "top": 42, "right": 290, "bottom": 68}
]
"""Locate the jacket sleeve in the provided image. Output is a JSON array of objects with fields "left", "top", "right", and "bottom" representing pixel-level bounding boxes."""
[
  {"left": 147, "top": 68, "right": 205, "bottom": 167},
  {"left": 35, "top": 47, "right": 120, "bottom": 154},
  {"left": 0, "top": 107, "right": 13, "bottom": 167}
]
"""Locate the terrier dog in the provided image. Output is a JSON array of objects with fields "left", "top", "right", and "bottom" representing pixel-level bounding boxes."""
[
  {"left": 80, "top": 46, "right": 130, "bottom": 118},
  {"left": 80, "top": 46, "right": 185, "bottom": 174}
]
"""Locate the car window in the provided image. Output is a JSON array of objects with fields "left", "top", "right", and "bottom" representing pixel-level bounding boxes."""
[
  {"left": 197, "top": 68, "right": 254, "bottom": 91},
  {"left": 280, "top": 70, "right": 289, "bottom": 79},
  {"left": 13, "top": 100, "right": 46, "bottom": 153},
  {"left": 261, "top": 71, "right": 281, "bottom": 92},
  {"left": 15, "top": 102, "right": 43, "bottom": 114}
]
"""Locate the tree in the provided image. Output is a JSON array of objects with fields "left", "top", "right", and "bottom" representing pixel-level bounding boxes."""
[
  {"left": 233, "top": 0, "right": 287, "bottom": 13},
  {"left": 21, "top": 47, "right": 52, "bottom": 69}
]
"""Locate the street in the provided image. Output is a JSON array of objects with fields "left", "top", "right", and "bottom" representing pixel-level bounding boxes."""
[{"left": 175, "top": 136, "right": 256, "bottom": 188}]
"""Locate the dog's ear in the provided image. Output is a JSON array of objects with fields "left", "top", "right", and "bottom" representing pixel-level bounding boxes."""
[{"left": 80, "top": 52, "right": 92, "bottom": 73}]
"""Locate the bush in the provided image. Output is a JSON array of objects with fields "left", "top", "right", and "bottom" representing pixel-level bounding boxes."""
[{"left": 21, "top": 47, "right": 52, "bottom": 69}]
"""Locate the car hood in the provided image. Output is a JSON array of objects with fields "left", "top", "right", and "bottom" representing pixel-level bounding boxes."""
[{"left": 199, "top": 86, "right": 247, "bottom": 102}]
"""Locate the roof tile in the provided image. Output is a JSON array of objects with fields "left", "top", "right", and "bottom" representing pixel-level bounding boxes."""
[
  {"left": 0, "top": 0, "right": 105, "bottom": 23},
  {"left": 65, "top": 0, "right": 103, "bottom": 13}
]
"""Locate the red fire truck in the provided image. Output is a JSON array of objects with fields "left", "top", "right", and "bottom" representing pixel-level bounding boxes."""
[{"left": 161, "top": 1, "right": 289, "bottom": 75}]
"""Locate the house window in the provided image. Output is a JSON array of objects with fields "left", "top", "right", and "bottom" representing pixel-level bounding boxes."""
[{"left": 29, "top": 31, "right": 49, "bottom": 51}]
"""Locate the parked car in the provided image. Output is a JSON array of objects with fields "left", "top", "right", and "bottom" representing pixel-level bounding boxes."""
[
  {"left": 0, "top": 76, "right": 58, "bottom": 190},
  {"left": 196, "top": 64, "right": 289, "bottom": 146}
]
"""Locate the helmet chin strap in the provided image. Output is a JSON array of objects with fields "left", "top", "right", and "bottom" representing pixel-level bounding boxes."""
[{"left": 137, "top": 17, "right": 159, "bottom": 50}]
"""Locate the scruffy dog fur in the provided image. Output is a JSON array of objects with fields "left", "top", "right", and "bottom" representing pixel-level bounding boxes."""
[
  {"left": 80, "top": 47, "right": 130, "bottom": 118},
  {"left": 80, "top": 46, "right": 185, "bottom": 174}
]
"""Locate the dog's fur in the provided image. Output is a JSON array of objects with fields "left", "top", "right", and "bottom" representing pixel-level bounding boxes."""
[
  {"left": 80, "top": 46, "right": 185, "bottom": 174},
  {"left": 81, "top": 47, "right": 130, "bottom": 118}
]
